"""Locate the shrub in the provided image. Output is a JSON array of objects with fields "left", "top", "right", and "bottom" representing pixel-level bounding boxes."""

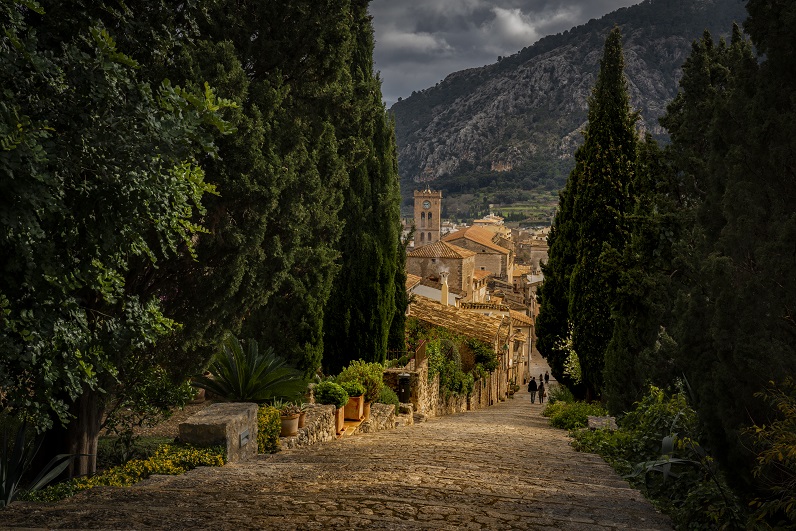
[
  {"left": 543, "top": 401, "right": 607, "bottom": 430},
  {"left": 546, "top": 383, "right": 575, "bottom": 405},
  {"left": 339, "top": 380, "right": 365, "bottom": 398},
  {"left": 97, "top": 435, "right": 173, "bottom": 469},
  {"left": 26, "top": 444, "right": 225, "bottom": 502},
  {"left": 313, "top": 381, "right": 349, "bottom": 409},
  {"left": 192, "top": 335, "right": 307, "bottom": 403},
  {"left": 377, "top": 386, "right": 400, "bottom": 414},
  {"left": 257, "top": 405, "right": 280, "bottom": 454},
  {"left": 467, "top": 338, "right": 497, "bottom": 373},
  {"left": 336, "top": 360, "right": 384, "bottom": 402},
  {"left": 745, "top": 377, "right": 796, "bottom": 526},
  {"left": 571, "top": 386, "right": 747, "bottom": 528}
]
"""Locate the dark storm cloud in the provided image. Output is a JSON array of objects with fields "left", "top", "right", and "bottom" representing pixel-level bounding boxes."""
[{"left": 370, "top": 0, "right": 642, "bottom": 106}]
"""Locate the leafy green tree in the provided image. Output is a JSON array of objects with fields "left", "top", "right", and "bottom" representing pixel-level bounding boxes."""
[
  {"left": 322, "top": 1, "right": 402, "bottom": 374},
  {"left": 0, "top": 0, "right": 231, "bottom": 475},
  {"left": 567, "top": 27, "right": 638, "bottom": 399}
]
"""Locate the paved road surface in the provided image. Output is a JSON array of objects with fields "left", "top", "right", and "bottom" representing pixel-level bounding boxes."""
[{"left": 3, "top": 390, "right": 671, "bottom": 530}]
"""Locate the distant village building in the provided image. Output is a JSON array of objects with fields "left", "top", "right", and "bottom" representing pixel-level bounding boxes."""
[
  {"left": 406, "top": 240, "right": 475, "bottom": 303},
  {"left": 443, "top": 225, "right": 514, "bottom": 282}
]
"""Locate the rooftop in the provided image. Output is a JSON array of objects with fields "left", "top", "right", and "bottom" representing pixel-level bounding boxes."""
[
  {"left": 409, "top": 296, "right": 510, "bottom": 346},
  {"left": 443, "top": 226, "right": 510, "bottom": 255},
  {"left": 408, "top": 240, "right": 477, "bottom": 259}
]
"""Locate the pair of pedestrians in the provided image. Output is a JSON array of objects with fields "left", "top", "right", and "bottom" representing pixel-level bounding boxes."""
[{"left": 527, "top": 377, "right": 546, "bottom": 404}]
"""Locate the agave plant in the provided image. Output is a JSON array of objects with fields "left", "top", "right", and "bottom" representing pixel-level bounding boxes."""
[
  {"left": 192, "top": 336, "right": 307, "bottom": 403},
  {"left": 1, "top": 421, "right": 75, "bottom": 507}
]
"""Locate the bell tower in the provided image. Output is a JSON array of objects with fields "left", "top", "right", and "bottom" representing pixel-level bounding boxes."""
[{"left": 413, "top": 187, "right": 442, "bottom": 247}]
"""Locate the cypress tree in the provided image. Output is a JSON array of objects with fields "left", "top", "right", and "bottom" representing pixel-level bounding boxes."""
[
  {"left": 322, "top": 0, "right": 402, "bottom": 374},
  {"left": 535, "top": 174, "right": 579, "bottom": 388},
  {"left": 568, "top": 27, "right": 638, "bottom": 399}
]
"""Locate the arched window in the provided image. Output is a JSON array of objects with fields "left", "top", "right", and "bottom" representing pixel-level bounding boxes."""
[
  {"left": 420, "top": 212, "right": 425, "bottom": 228},
  {"left": 428, "top": 213, "right": 433, "bottom": 227},
  {"left": 420, "top": 232, "right": 425, "bottom": 243},
  {"left": 427, "top": 232, "right": 432, "bottom": 242}
]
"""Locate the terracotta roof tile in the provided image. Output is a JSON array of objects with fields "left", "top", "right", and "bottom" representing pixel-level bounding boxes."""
[
  {"left": 406, "top": 273, "right": 422, "bottom": 291},
  {"left": 473, "top": 270, "right": 493, "bottom": 281},
  {"left": 510, "top": 310, "right": 534, "bottom": 327},
  {"left": 443, "top": 226, "right": 509, "bottom": 255},
  {"left": 407, "top": 240, "right": 477, "bottom": 259}
]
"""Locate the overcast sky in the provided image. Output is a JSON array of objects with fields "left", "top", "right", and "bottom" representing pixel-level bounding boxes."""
[{"left": 370, "top": 0, "right": 643, "bottom": 107}]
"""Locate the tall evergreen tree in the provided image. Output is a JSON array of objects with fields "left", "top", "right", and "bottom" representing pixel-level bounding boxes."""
[
  {"left": 567, "top": 27, "right": 638, "bottom": 399},
  {"left": 322, "top": 0, "right": 402, "bottom": 374},
  {"left": 535, "top": 174, "right": 579, "bottom": 388}
]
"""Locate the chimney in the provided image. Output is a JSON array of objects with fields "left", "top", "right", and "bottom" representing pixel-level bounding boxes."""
[{"left": 440, "top": 271, "right": 449, "bottom": 307}]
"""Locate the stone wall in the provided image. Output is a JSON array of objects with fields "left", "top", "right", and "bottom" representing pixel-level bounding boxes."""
[
  {"left": 357, "top": 403, "right": 396, "bottom": 434},
  {"left": 280, "top": 404, "right": 336, "bottom": 450}
]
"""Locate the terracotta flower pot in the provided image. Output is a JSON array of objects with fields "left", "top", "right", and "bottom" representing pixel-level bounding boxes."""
[
  {"left": 344, "top": 394, "right": 365, "bottom": 421},
  {"left": 298, "top": 410, "right": 306, "bottom": 428},
  {"left": 280, "top": 413, "right": 300, "bottom": 437}
]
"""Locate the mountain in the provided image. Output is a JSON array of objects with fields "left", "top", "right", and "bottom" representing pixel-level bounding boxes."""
[{"left": 390, "top": 0, "right": 748, "bottom": 218}]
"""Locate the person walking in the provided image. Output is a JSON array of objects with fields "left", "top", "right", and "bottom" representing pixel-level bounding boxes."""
[
  {"left": 544, "top": 371, "right": 550, "bottom": 385},
  {"left": 538, "top": 381, "right": 546, "bottom": 404},
  {"left": 528, "top": 377, "right": 538, "bottom": 404}
]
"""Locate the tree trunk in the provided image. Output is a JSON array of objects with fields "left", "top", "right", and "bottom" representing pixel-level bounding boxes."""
[{"left": 67, "top": 389, "right": 104, "bottom": 477}]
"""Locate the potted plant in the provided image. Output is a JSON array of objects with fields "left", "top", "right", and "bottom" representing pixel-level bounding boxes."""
[
  {"left": 313, "top": 381, "right": 349, "bottom": 435},
  {"left": 335, "top": 360, "right": 384, "bottom": 421},
  {"left": 297, "top": 401, "right": 309, "bottom": 429},
  {"left": 340, "top": 381, "right": 366, "bottom": 421},
  {"left": 273, "top": 399, "right": 302, "bottom": 437}
]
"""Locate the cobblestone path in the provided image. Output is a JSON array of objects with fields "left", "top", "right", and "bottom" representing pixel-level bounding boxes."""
[{"left": 4, "top": 390, "right": 671, "bottom": 531}]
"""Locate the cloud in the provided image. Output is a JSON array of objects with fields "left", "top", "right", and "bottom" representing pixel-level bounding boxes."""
[{"left": 370, "top": 0, "right": 643, "bottom": 106}]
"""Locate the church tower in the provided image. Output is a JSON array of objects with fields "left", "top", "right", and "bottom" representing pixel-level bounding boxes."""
[{"left": 413, "top": 187, "right": 442, "bottom": 247}]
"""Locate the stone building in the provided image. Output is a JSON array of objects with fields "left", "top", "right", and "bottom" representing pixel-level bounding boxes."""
[
  {"left": 406, "top": 240, "right": 476, "bottom": 302},
  {"left": 443, "top": 225, "right": 514, "bottom": 282}
]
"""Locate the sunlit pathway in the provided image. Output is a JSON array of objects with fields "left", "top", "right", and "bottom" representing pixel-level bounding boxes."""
[{"left": 4, "top": 393, "right": 671, "bottom": 530}]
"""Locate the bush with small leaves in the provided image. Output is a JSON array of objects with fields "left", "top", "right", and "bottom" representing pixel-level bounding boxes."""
[
  {"left": 257, "top": 405, "right": 281, "bottom": 454},
  {"left": 313, "top": 381, "right": 349, "bottom": 409}
]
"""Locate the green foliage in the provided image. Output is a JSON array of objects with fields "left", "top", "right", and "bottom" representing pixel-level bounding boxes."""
[
  {"left": 1, "top": 420, "right": 75, "bottom": 507},
  {"left": 313, "top": 382, "right": 349, "bottom": 409},
  {"left": 466, "top": 339, "right": 497, "bottom": 373},
  {"left": 377, "top": 386, "right": 400, "bottom": 414},
  {"left": 25, "top": 443, "right": 225, "bottom": 502},
  {"left": 426, "top": 338, "right": 474, "bottom": 398},
  {"left": 568, "top": 27, "right": 638, "bottom": 399},
  {"left": 339, "top": 381, "right": 366, "bottom": 398},
  {"left": 571, "top": 386, "right": 746, "bottom": 528},
  {"left": 322, "top": 1, "right": 402, "bottom": 374},
  {"left": 745, "top": 378, "right": 796, "bottom": 527},
  {"left": 546, "top": 384, "right": 575, "bottom": 406},
  {"left": 542, "top": 401, "right": 607, "bottom": 430},
  {"left": 192, "top": 336, "right": 307, "bottom": 404},
  {"left": 96, "top": 436, "right": 173, "bottom": 470},
  {"left": 257, "top": 405, "right": 281, "bottom": 455},
  {"left": 335, "top": 360, "right": 385, "bottom": 403}
]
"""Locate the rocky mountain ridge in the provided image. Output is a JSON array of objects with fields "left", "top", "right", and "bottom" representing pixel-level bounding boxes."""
[{"left": 391, "top": 0, "right": 748, "bottom": 204}]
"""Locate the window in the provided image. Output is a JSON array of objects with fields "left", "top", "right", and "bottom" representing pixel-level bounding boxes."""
[
  {"left": 428, "top": 213, "right": 433, "bottom": 226},
  {"left": 420, "top": 232, "right": 425, "bottom": 243},
  {"left": 420, "top": 212, "right": 425, "bottom": 228},
  {"left": 427, "top": 232, "right": 432, "bottom": 242}
]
